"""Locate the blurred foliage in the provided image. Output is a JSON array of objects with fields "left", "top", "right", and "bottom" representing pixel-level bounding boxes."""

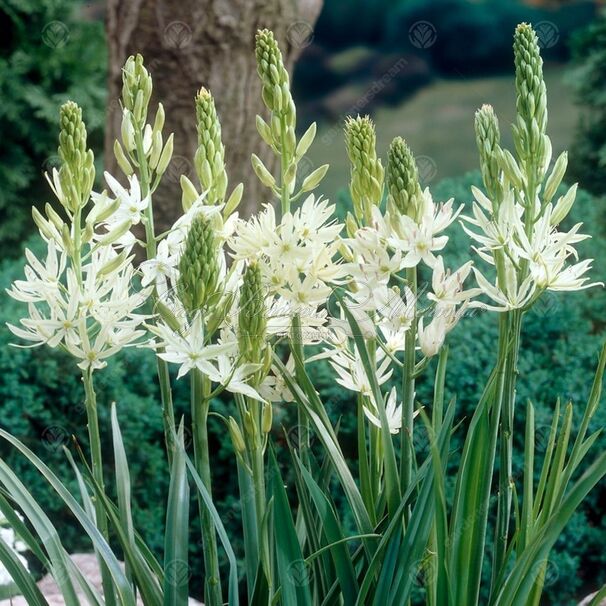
[
  {"left": 0, "top": 0, "right": 106, "bottom": 258},
  {"left": 315, "top": 0, "right": 595, "bottom": 70},
  {"left": 569, "top": 12, "right": 606, "bottom": 195}
]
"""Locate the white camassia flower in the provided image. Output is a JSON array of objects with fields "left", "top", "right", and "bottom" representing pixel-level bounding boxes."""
[
  {"left": 389, "top": 189, "right": 462, "bottom": 269},
  {"left": 427, "top": 257, "right": 480, "bottom": 305},
  {"left": 363, "top": 387, "right": 404, "bottom": 434},
  {"left": 205, "top": 355, "right": 265, "bottom": 402},
  {"left": 329, "top": 345, "right": 393, "bottom": 397},
  {"left": 8, "top": 239, "right": 150, "bottom": 368},
  {"left": 418, "top": 303, "right": 466, "bottom": 358},
  {"left": 149, "top": 312, "right": 237, "bottom": 379}
]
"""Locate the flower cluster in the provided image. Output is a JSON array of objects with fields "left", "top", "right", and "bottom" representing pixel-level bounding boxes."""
[
  {"left": 230, "top": 194, "right": 345, "bottom": 341},
  {"left": 8, "top": 103, "right": 150, "bottom": 371}
]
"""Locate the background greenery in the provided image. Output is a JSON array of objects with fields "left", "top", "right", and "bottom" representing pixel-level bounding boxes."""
[{"left": 2, "top": 0, "right": 606, "bottom": 603}]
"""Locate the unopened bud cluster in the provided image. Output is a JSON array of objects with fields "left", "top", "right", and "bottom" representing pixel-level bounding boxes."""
[
  {"left": 386, "top": 137, "right": 422, "bottom": 219},
  {"left": 513, "top": 23, "right": 549, "bottom": 175},
  {"left": 177, "top": 214, "right": 220, "bottom": 314},
  {"left": 58, "top": 101, "right": 95, "bottom": 213},
  {"left": 475, "top": 105, "right": 503, "bottom": 202},
  {"left": 195, "top": 88, "right": 228, "bottom": 205},
  {"left": 238, "top": 263, "right": 268, "bottom": 370},
  {"left": 344, "top": 116, "right": 384, "bottom": 223}
]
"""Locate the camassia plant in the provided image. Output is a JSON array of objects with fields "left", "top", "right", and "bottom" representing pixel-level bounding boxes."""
[{"left": 2, "top": 23, "right": 606, "bottom": 606}]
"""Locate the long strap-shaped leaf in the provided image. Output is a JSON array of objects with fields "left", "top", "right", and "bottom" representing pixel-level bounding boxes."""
[
  {"left": 297, "top": 456, "right": 359, "bottom": 602},
  {"left": 273, "top": 354, "right": 374, "bottom": 542},
  {"left": 164, "top": 423, "right": 190, "bottom": 606},
  {"left": 493, "top": 450, "right": 606, "bottom": 606},
  {"left": 0, "top": 535, "right": 49, "bottom": 606},
  {"left": 0, "top": 430, "right": 136, "bottom": 606},
  {"left": 269, "top": 448, "right": 312, "bottom": 606},
  {"left": 185, "top": 456, "right": 240, "bottom": 606}
]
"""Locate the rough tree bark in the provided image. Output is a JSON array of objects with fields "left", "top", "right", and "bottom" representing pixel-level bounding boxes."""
[{"left": 105, "top": 0, "right": 323, "bottom": 233}]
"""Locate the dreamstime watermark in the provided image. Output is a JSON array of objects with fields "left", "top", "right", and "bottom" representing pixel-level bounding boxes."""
[
  {"left": 42, "top": 21, "right": 70, "bottom": 49},
  {"left": 534, "top": 21, "right": 559, "bottom": 50},
  {"left": 163, "top": 21, "right": 192, "bottom": 50},
  {"left": 287, "top": 21, "right": 314, "bottom": 49},
  {"left": 409, "top": 21, "right": 437, "bottom": 49},
  {"left": 287, "top": 558, "right": 313, "bottom": 587},
  {"left": 416, "top": 155, "right": 438, "bottom": 184},
  {"left": 41, "top": 425, "right": 70, "bottom": 451}
]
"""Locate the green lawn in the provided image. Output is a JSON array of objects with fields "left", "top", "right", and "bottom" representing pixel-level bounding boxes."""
[{"left": 309, "top": 66, "right": 578, "bottom": 201}]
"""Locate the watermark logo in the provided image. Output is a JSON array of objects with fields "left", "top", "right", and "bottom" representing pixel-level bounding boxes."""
[
  {"left": 409, "top": 21, "right": 437, "bottom": 49},
  {"left": 42, "top": 21, "right": 70, "bottom": 49},
  {"left": 534, "top": 21, "right": 559, "bottom": 49},
  {"left": 42, "top": 425, "right": 70, "bottom": 451},
  {"left": 164, "top": 21, "right": 192, "bottom": 50},
  {"left": 416, "top": 155, "right": 438, "bottom": 184},
  {"left": 287, "top": 559, "right": 313, "bottom": 587},
  {"left": 287, "top": 21, "right": 314, "bottom": 49}
]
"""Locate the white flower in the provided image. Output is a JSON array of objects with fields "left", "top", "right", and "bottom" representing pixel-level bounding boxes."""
[
  {"left": 471, "top": 265, "right": 536, "bottom": 312},
  {"left": 363, "top": 387, "right": 403, "bottom": 434},
  {"left": 103, "top": 172, "right": 149, "bottom": 226},
  {"left": 140, "top": 239, "right": 179, "bottom": 295},
  {"left": 389, "top": 190, "right": 461, "bottom": 269},
  {"left": 205, "top": 355, "right": 265, "bottom": 401},
  {"left": 418, "top": 304, "right": 465, "bottom": 357},
  {"left": 427, "top": 257, "right": 479, "bottom": 305},
  {"left": 329, "top": 345, "right": 392, "bottom": 397},
  {"left": 149, "top": 312, "right": 237, "bottom": 379}
]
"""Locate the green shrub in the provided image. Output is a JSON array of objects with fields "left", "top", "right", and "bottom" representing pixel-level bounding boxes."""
[
  {"left": 569, "top": 13, "right": 606, "bottom": 195},
  {"left": 0, "top": 0, "right": 106, "bottom": 257}
]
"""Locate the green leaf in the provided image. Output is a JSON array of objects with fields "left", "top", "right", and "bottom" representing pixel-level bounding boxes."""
[
  {"left": 333, "top": 288, "right": 401, "bottom": 516},
  {"left": 0, "top": 536, "right": 49, "bottom": 606},
  {"left": 164, "top": 423, "right": 190, "bottom": 606},
  {"left": 0, "top": 430, "right": 137, "bottom": 606},
  {"left": 185, "top": 457, "right": 240, "bottom": 606},
  {"left": 269, "top": 448, "right": 312, "bottom": 606},
  {"left": 297, "top": 455, "right": 358, "bottom": 602}
]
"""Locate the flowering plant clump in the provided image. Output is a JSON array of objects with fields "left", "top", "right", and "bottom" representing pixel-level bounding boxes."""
[{"left": 1, "top": 23, "right": 606, "bottom": 606}]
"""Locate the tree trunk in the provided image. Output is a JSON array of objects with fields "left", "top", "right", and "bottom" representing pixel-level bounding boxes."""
[{"left": 105, "top": 0, "right": 323, "bottom": 233}]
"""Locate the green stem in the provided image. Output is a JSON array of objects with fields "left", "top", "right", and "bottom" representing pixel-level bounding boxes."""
[
  {"left": 82, "top": 369, "right": 116, "bottom": 606},
  {"left": 400, "top": 267, "right": 417, "bottom": 495},
  {"left": 134, "top": 128, "right": 176, "bottom": 463},
  {"left": 191, "top": 369, "right": 222, "bottom": 606},
  {"left": 279, "top": 115, "right": 290, "bottom": 215},
  {"left": 492, "top": 310, "right": 523, "bottom": 586}
]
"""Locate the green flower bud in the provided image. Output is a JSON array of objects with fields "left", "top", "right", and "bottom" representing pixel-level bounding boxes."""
[
  {"left": 255, "top": 29, "right": 294, "bottom": 128},
  {"left": 543, "top": 151, "right": 567, "bottom": 204},
  {"left": 114, "top": 140, "right": 134, "bottom": 176},
  {"left": 58, "top": 101, "right": 95, "bottom": 212},
  {"left": 223, "top": 183, "right": 243, "bottom": 217},
  {"left": 156, "top": 133, "right": 174, "bottom": 176},
  {"left": 238, "top": 262, "right": 267, "bottom": 367},
  {"left": 251, "top": 153, "right": 276, "bottom": 189},
  {"left": 228, "top": 417, "right": 246, "bottom": 453},
  {"left": 344, "top": 116, "right": 384, "bottom": 223},
  {"left": 475, "top": 104, "right": 503, "bottom": 202},
  {"left": 386, "top": 137, "right": 421, "bottom": 219},
  {"left": 262, "top": 402, "right": 273, "bottom": 434},
  {"left": 194, "top": 88, "right": 228, "bottom": 205},
  {"left": 301, "top": 164, "right": 329, "bottom": 192},
  {"left": 513, "top": 24, "right": 547, "bottom": 163},
  {"left": 122, "top": 54, "right": 152, "bottom": 127},
  {"left": 177, "top": 214, "right": 221, "bottom": 315}
]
